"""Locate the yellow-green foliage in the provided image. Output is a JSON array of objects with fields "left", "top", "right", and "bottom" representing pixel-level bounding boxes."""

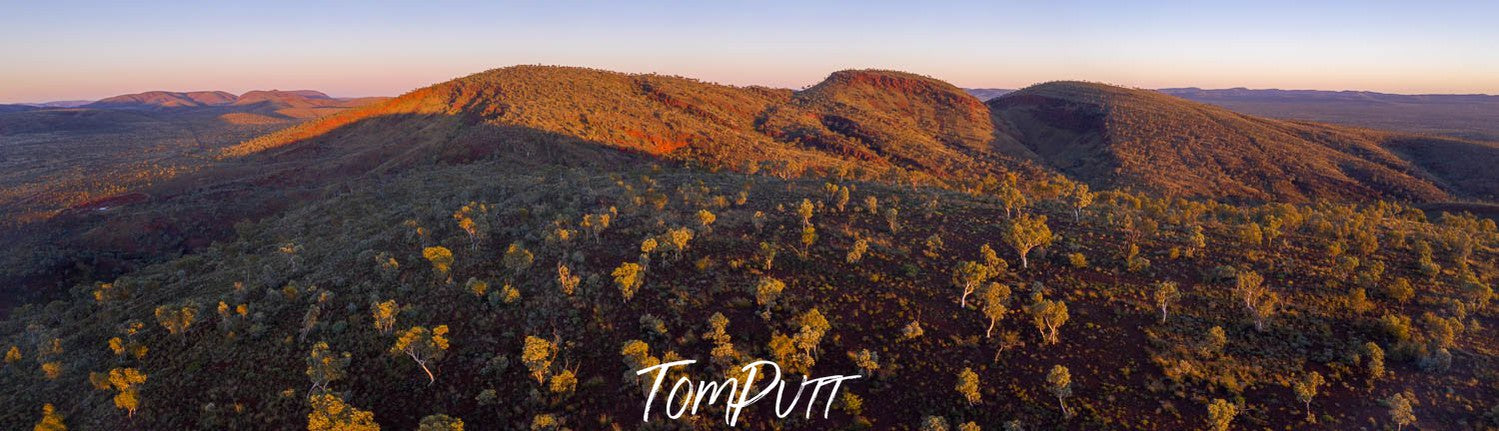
[
  {"left": 34, "top": 403, "right": 66, "bottom": 431},
  {"left": 521, "top": 336, "right": 556, "bottom": 384},
  {"left": 308, "top": 393, "right": 379, "bottom": 431},
  {"left": 422, "top": 246, "right": 454, "bottom": 278},
  {"left": 611, "top": 262, "right": 644, "bottom": 302},
  {"left": 154, "top": 303, "right": 198, "bottom": 335}
]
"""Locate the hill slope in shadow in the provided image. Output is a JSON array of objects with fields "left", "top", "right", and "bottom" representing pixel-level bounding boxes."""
[{"left": 991, "top": 81, "right": 1499, "bottom": 202}]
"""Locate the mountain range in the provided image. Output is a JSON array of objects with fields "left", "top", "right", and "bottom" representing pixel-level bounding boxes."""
[
  {"left": 1, "top": 65, "right": 1495, "bottom": 430},
  {"left": 966, "top": 86, "right": 1499, "bottom": 142},
  {"left": 225, "top": 67, "right": 1498, "bottom": 203},
  {"left": 1157, "top": 87, "right": 1499, "bottom": 142},
  {"left": 5, "top": 66, "right": 1499, "bottom": 292},
  {"left": 0, "top": 89, "right": 388, "bottom": 227},
  {"left": 3, "top": 65, "right": 1495, "bottom": 298},
  {"left": 83, "top": 89, "right": 387, "bottom": 120},
  {"left": 991, "top": 82, "right": 1499, "bottom": 202}
]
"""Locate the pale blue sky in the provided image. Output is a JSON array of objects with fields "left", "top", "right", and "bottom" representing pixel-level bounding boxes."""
[{"left": 2, "top": 1, "right": 1497, "bottom": 103}]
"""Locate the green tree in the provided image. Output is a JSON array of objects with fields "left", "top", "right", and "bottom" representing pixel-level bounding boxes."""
[
  {"left": 549, "top": 369, "right": 578, "bottom": 395},
  {"left": 620, "top": 339, "right": 658, "bottom": 374},
  {"left": 453, "top": 201, "right": 489, "bottom": 250},
  {"left": 422, "top": 246, "right": 454, "bottom": 283},
  {"left": 103, "top": 367, "right": 146, "bottom": 418},
  {"left": 1206, "top": 398, "right": 1237, "bottom": 431},
  {"left": 1237, "top": 223, "right": 1263, "bottom": 247},
  {"left": 33, "top": 403, "right": 65, "bottom": 431},
  {"left": 1188, "top": 225, "right": 1207, "bottom": 255},
  {"left": 849, "top": 349, "right": 879, "bottom": 377},
  {"left": 371, "top": 300, "right": 398, "bottom": 335},
  {"left": 1154, "top": 281, "right": 1180, "bottom": 323},
  {"left": 768, "top": 332, "right": 813, "bottom": 374},
  {"left": 919, "top": 416, "right": 950, "bottom": 431},
  {"left": 1382, "top": 277, "right": 1414, "bottom": 305},
  {"left": 1067, "top": 182, "right": 1092, "bottom": 222},
  {"left": 1234, "top": 270, "right": 1278, "bottom": 331},
  {"left": 980, "top": 282, "right": 1011, "bottom": 338},
  {"left": 522, "top": 336, "right": 556, "bottom": 385},
  {"left": 759, "top": 241, "right": 777, "bottom": 270},
  {"left": 1004, "top": 214, "right": 1053, "bottom": 269},
  {"left": 530, "top": 414, "right": 560, "bottom": 431},
  {"left": 800, "top": 226, "right": 818, "bottom": 256},
  {"left": 308, "top": 393, "right": 379, "bottom": 431},
  {"left": 1293, "top": 371, "right": 1325, "bottom": 417},
  {"left": 581, "top": 213, "right": 611, "bottom": 243},
  {"left": 798, "top": 198, "right": 816, "bottom": 227},
  {"left": 1202, "top": 326, "right": 1227, "bottom": 356},
  {"left": 756, "top": 277, "right": 786, "bottom": 319},
  {"left": 1387, "top": 393, "right": 1416, "bottom": 431},
  {"left": 794, "top": 308, "right": 831, "bottom": 358},
  {"left": 502, "top": 242, "right": 534, "bottom": 276},
  {"left": 979, "top": 243, "right": 1006, "bottom": 273},
  {"left": 306, "top": 341, "right": 351, "bottom": 394},
  {"left": 704, "top": 313, "right": 738, "bottom": 367},
  {"left": 924, "top": 234, "right": 944, "bottom": 259},
  {"left": 418, "top": 414, "right": 464, "bottom": 431},
  {"left": 1031, "top": 297, "right": 1069, "bottom": 345},
  {"left": 696, "top": 209, "right": 716, "bottom": 234},
  {"left": 952, "top": 261, "right": 990, "bottom": 308},
  {"left": 391, "top": 325, "right": 450, "bottom": 385},
  {"left": 665, "top": 227, "right": 694, "bottom": 261},
  {"left": 154, "top": 302, "right": 199, "bottom": 335},
  {"left": 556, "top": 263, "right": 580, "bottom": 296},
  {"left": 1046, "top": 365, "right": 1073, "bottom": 418},
  {"left": 956, "top": 367, "right": 980, "bottom": 405},
  {"left": 846, "top": 238, "right": 869, "bottom": 264},
  {"left": 464, "top": 278, "right": 489, "bottom": 297},
  {"left": 996, "top": 179, "right": 1026, "bottom": 219},
  {"left": 612, "top": 262, "right": 644, "bottom": 302},
  {"left": 1364, "top": 342, "right": 1386, "bottom": 385}
]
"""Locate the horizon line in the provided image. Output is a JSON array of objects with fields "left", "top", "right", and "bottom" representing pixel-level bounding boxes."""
[{"left": 8, "top": 66, "right": 1499, "bottom": 104}]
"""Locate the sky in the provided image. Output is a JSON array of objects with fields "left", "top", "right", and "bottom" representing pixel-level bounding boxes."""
[{"left": 2, "top": 1, "right": 1498, "bottom": 103}]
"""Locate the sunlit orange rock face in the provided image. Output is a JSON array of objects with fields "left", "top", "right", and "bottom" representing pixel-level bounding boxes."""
[{"left": 224, "top": 66, "right": 1023, "bottom": 182}]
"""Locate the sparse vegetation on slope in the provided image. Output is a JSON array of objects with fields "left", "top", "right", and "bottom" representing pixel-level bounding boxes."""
[
  {"left": 991, "top": 81, "right": 1498, "bottom": 203},
  {"left": 2, "top": 65, "right": 1497, "bottom": 431},
  {"left": 1, "top": 152, "right": 1493, "bottom": 429}
]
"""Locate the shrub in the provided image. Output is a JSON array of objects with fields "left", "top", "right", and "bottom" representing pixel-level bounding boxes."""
[
  {"left": 612, "top": 262, "right": 644, "bottom": 302},
  {"left": 955, "top": 367, "right": 980, "bottom": 405},
  {"left": 1068, "top": 252, "right": 1088, "bottom": 269},
  {"left": 308, "top": 393, "right": 379, "bottom": 431},
  {"left": 1207, "top": 398, "right": 1237, "bottom": 431}
]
